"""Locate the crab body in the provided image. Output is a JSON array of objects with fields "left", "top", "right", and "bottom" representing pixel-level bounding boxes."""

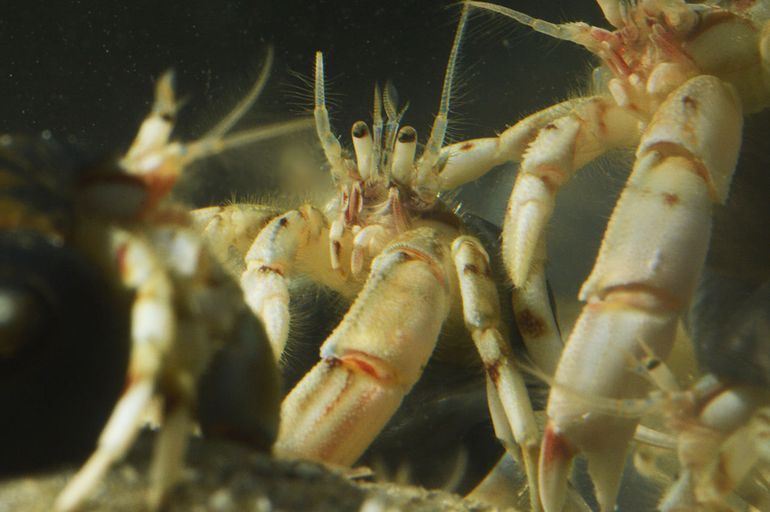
[
  {"left": 0, "top": 51, "right": 312, "bottom": 510},
  {"left": 193, "top": 8, "right": 551, "bottom": 509},
  {"left": 452, "top": 1, "right": 770, "bottom": 510}
]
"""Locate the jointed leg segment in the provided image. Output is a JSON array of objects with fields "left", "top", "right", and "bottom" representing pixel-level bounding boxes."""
[
  {"left": 56, "top": 230, "right": 175, "bottom": 512},
  {"left": 451, "top": 236, "right": 541, "bottom": 510},
  {"left": 240, "top": 206, "right": 329, "bottom": 359}
]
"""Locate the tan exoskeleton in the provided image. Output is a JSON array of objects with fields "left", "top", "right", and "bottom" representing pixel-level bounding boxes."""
[
  {"left": 561, "top": 346, "right": 770, "bottom": 511},
  {"left": 430, "top": 1, "right": 770, "bottom": 510},
  {"left": 52, "top": 50, "right": 310, "bottom": 511},
  {"left": 193, "top": 6, "right": 548, "bottom": 510}
]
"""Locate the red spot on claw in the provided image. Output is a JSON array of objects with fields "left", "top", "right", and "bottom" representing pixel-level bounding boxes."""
[
  {"left": 339, "top": 350, "right": 394, "bottom": 383},
  {"left": 348, "top": 358, "right": 378, "bottom": 379},
  {"left": 542, "top": 423, "right": 575, "bottom": 468}
]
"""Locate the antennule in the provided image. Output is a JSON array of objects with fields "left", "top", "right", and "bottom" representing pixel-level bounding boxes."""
[
  {"left": 314, "top": 52, "right": 345, "bottom": 174},
  {"left": 416, "top": 2, "right": 469, "bottom": 186},
  {"left": 370, "top": 83, "right": 384, "bottom": 177}
]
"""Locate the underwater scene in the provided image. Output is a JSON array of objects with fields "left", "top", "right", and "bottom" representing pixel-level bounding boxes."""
[{"left": 1, "top": 1, "right": 769, "bottom": 511}]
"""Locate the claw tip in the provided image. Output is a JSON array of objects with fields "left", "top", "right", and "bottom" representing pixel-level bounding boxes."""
[{"left": 539, "top": 423, "right": 575, "bottom": 512}]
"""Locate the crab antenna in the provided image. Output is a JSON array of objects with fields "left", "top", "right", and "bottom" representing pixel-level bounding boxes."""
[
  {"left": 417, "top": 2, "right": 468, "bottom": 180},
  {"left": 121, "top": 68, "right": 314, "bottom": 177},
  {"left": 204, "top": 46, "right": 274, "bottom": 140},
  {"left": 466, "top": 2, "right": 592, "bottom": 46},
  {"left": 180, "top": 46, "right": 316, "bottom": 165},
  {"left": 181, "top": 117, "right": 315, "bottom": 165},
  {"left": 370, "top": 83, "right": 384, "bottom": 177},
  {"left": 314, "top": 52, "right": 345, "bottom": 176}
]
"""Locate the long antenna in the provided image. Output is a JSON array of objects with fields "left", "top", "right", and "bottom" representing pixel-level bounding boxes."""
[
  {"left": 204, "top": 46, "right": 275, "bottom": 139},
  {"left": 183, "top": 117, "right": 314, "bottom": 164},
  {"left": 314, "top": 52, "right": 345, "bottom": 175},
  {"left": 416, "top": 2, "right": 469, "bottom": 184},
  {"left": 466, "top": 2, "right": 594, "bottom": 48}
]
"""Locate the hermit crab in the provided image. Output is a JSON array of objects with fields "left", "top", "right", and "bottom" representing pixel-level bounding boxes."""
[
  {"left": 192, "top": 5, "right": 552, "bottom": 508},
  {"left": 445, "top": 0, "right": 770, "bottom": 510},
  {"left": 0, "top": 50, "right": 315, "bottom": 510}
]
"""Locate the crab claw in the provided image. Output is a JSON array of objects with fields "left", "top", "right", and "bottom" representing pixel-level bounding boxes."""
[
  {"left": 538, "top": 424, "right": 574, "bottom": 512},
  {"left": 539, "top": 408, "right": 642, "bottom": 512}
]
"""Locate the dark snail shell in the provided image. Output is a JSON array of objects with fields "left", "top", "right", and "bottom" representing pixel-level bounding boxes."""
[
  {"left": 0, "top": 134, "right": 129, "bottom": 473},
  {"left": 0, "top": 230, "right": 129, "bottom": 473},
  {"left": 197, "top": 306, "right": 281, "bottom": 452}
]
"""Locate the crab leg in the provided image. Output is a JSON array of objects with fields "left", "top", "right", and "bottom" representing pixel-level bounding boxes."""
[
  {"left": 274, "top": 227, "right": 452, "bottom": 465},
  {"left": 437, "top": 97, "right": 593, "bottom": 192},
  {"left": 240, "top": 205, "right": 352, "bottom": 359},
  {"left": 451, "top": 236, "right": 541, "bottom": 510},
  {"left": 540, "top": 75, "right": 742, "bottom": 512},
  {"left": 55, "top": 230, "right": 174, "bottom": 512},
  {"left": 661, "top": 385, "right": 770, "bottom": 510},
  {"left": 501, "top": 97, "right": 640, "bottom": 289},
  {"left": 437, "top": 99, "right": 588, "bottom": 375},
  {"left": 191, "top": 204, "right": 279, "bottom": 276},
  {"left": 440, "top": 97, "right": 638, "bottom": 375}
]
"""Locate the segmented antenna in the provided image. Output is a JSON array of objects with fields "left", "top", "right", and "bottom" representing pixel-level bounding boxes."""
[
  {"left": 370, "top": 83, "right": 384, "bottom": 177},
  {"left": 380, "top": 81, "right": 409, "bottom": 180},
  {"left": 121, "top": 51, "right": 313, "bottom": 176},
  {"left": 416, "top": 2, "right": 469, "bottom": 183},
  {"left": 466, "top": 2, "right": 593, "bottom": 47},
  {"left": 187, "top": 118, "right": 314, "bottom": 160},
  {"left": 314, "top": 52, "right": 345, "bottom": 176},
  {"left": 183, "top": 46, "right": 314, "bottom": 163}
]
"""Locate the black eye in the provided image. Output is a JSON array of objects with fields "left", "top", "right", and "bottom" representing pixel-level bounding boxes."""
[
  {"left": 398, "top": 126, "right": 416, "bottom": 143},
  {"left": 352, "top": 121, "right": 369, "bottom": 138}
]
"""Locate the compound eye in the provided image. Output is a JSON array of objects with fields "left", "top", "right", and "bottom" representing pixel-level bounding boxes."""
[
  {"left": 351, "top": 121, "right": 374, "bottom": 180},
  {"left": 391, "top": 126, "right": 418, "bottom": 185},
  {"left": 397, "top": 126, "right": 417, "bottom": 144},
  {"left": 352, "top": 121, "right": 369, "bottom": 139}
]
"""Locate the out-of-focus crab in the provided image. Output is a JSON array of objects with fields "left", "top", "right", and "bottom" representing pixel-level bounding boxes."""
[
  {"left": 192, "top": 6, "right": 557, "bottom": 509},
  {"left": 426, "top": 0, "right": 770, "bottom": 510},
  {"left": 572, "top": 265, "right": 770, "bottom": 511},
  {"left": 0, "top": 50, "right": 313, "bottom": 511},
  {"left": 651, "top": 106, "right": 770, "bottom": 510}
]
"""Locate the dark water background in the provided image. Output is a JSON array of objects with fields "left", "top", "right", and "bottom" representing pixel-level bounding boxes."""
[
  {"left": 2, "top": 0, "right": 617, "bottom": 301},
  {"left": 2, "top": 1, "right": 603, "bottom": 149}
]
